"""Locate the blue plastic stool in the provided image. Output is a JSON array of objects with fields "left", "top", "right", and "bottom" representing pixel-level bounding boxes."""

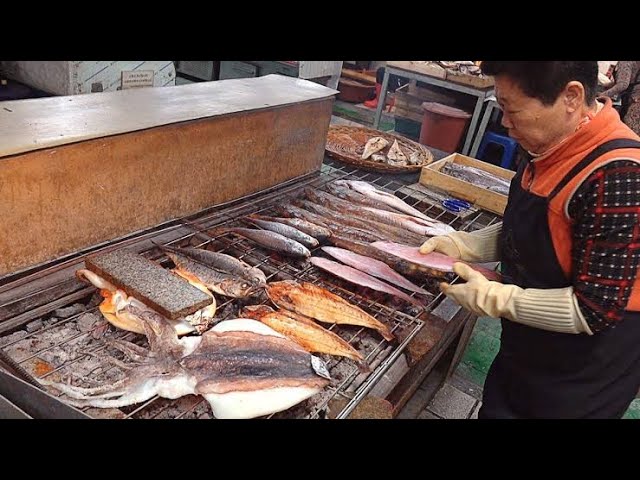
[{"left": 476, "top": 131, "right": 518, "bottom": 169}]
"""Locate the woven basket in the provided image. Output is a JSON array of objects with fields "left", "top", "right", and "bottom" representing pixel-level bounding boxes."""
[{"left": 325, "top": 125, "right": 434, "bottom": 173}]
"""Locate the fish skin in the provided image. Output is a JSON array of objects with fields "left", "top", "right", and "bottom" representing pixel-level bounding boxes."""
[
  {"left": 241, "top": 305, "right": 367, "bottom": 368},
  {"left": 325, "top": 183, "right": 399, "bottom": 213},
  {"left": 371, "top": 241, "right": 501, "bottom": 281},
  {"left": 278, "top": 204, "right": 384, "bottom": 243},
  {"left": 310, "top": 257, "right": 425, "bottom": 307},
  {"left": 304, "top": 190, "right": 427, "bottom": 245},
  {"left": 212, "top": 227, "right": 311, "bottom": 258},
  {"left": 298, "top": 199, "right": 414, "bottom": 244},
  {"left": 187, "top": 319, "right": 331, "bottom": 418},
  {"left": 321, "top": 246, "right": 431, "bottom": 296},
  {"left": 249, "top": 214, "right": 332, "bottom": 242},
  {"left": 159, "top": 246, "right": 259, "bottom": 298},
  {"left": 359, "top": 206, "right": 455, "bottom": 236},
  {"left": 246, "top": 217, "right": 319, "bottom": 248},
  {"left": 335, "top": 180, "right": 431, "bottom": 221},
  {"left": 159, "top": 244, "right": 266, "bottom": 288},
  {"left": 266, "top": 280, "right": 395, "bottom": 342}
]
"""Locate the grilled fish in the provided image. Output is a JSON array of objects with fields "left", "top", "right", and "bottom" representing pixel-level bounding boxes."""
[
  {"left": 241, "top": 305, "right": 366, "bottom": 368},
  {"left": 335, "top": 180, "right": 431, "bottom": 221},
  {"left": 249, "top": 214, "right": 331, "bottom": 242},
  {"left": 298, "top": 199, "right": 412, "bottom": 244},
  {"left": 310, "top": 257, "right": 424, "bottom": 307},
  {"left": 170, "top": 245, "right": 267, "bottom": 287},
  {"left": 278, "top": 204, "right": 384, "bottom": 243},
  {"left": 328, "top": 235, "right": 450, "bottom": 280},
  {"left": 371, "top": 241, "right": 501, "bottom": 281},
  {"left": 266, "top": 280, "right": 395, "bottom": 341},
  {"left": 325, "top": 183, "right": 399, "bottom": 213},
  {"left": 304, "top": 189, "right": 427, "bottom": 245},
  {"left": 212, "top": 227, "right": 311, "bottom": 258},
  {"left": 245, "top": 217, "right": 319, "bottom": 248},
  {"left": 158, "top": 244, "right": 264, "bottom": 298},
  {"left": 321, "top": 246, "right": 431, "bottom": 296}
]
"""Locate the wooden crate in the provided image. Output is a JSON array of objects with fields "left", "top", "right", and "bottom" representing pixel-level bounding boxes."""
[{"left": 419, "top": 153, "right": 515, "bottom": 215}]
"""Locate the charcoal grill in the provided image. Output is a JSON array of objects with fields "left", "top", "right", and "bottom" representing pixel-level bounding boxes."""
[{"left": 0, "top": 158, "right": 500, "bottom": 419}]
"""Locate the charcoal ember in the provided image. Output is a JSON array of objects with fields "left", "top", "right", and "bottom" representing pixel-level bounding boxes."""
[
  {"left": 86, "top": 292, "right": 103, "bottom": 309},
  {"left": 26, "top": 319, "right": 44, "bottom": 333},
  {"left": 54, "top": 304, "right": 86, "bottom": 318},
  {"left": 0, "top": 331, "right": 27, "bottom": 347},
  {"left": 45, "top": 317, "right": 60, "bottom": 326},
  {"left": 76, "top": 312, "right": 101, "bottom": 332},
  {"left": 38, "top": 347, "right": 70, "bottom": 367},
  {"left": 3, "top": 337, "right": 48, "bottom": 362}
]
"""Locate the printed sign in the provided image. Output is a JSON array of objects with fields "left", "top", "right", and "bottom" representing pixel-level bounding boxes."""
[{"left": 121, "top": 70, "right": 155, "bottom": 89}]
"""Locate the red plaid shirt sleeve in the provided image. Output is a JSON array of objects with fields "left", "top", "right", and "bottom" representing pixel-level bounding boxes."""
[{"left": 568, "top": 160, "right": 640, "bottom": 333}]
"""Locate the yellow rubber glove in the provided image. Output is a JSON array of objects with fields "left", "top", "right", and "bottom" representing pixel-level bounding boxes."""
[
  {"left": 440, "top": 263, "right": 593, "bottom": 335},
  {"left": 419, "top": 223, "right": 502, "bottom": 263}
]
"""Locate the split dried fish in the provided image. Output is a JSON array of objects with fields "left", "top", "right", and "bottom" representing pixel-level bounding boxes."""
[
  {"left": 266, "top": 280, "right": 395, "bottom": 341},
  {"left": 241, "top": 305, "right": 366, "bottom": 369},
  {"left": 361, "top": 136, "right": 389, "bottom": 159},
  {"left": 387, "top": 140, "right": 407, "bottom": 162}
]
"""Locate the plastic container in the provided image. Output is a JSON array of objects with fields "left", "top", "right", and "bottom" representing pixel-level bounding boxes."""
[
  {"left": 394, "top": 117, "right": 421, "bottom": 141},
  {"left": 419, "top": 102, "right": 472, "bottom": 153}
]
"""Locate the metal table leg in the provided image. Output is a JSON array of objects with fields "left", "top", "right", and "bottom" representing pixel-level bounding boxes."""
[
  {"left": 469, "top": 100, "right": 498, "bottom": 158},
  {"left": 372, "top": 69, "right": 391, "bottom": 130},
  {"left": 462, "top": 94, "right": 486, "bottom": 156}
]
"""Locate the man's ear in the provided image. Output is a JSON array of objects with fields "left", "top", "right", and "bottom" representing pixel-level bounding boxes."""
[{"left": 564, "top": 81, "right": 586, "bottom": 112}]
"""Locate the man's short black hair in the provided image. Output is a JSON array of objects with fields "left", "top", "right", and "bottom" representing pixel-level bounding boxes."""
[{"left": 481, "top": 61, "right": 598, "bottom": 106}]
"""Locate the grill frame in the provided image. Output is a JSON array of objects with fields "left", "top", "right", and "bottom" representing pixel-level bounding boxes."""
[{"left": 0, "top": 158, "right": 501, "bottom": 419}]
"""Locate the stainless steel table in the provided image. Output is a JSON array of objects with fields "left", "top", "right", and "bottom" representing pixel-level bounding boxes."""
[{"left": 373, "top": 65, "right": 495, "bottom": 156}]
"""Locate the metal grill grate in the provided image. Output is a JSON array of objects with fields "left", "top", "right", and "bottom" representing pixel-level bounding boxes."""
[{"left": 0, "top": 159, "right": 500, "bottom": 419}]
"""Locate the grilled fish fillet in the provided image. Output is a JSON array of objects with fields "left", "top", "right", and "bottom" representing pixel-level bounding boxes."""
[
  {"left": 241, "top": 305, "right": 366, "bottom": 368},
  {"left": 266, "top": 280, "right": 395, "bottom": 341}
]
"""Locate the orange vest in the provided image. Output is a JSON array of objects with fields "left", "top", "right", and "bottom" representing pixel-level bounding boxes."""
[{"left": 522, "top": 98, "right": 640, "bottom": 310}]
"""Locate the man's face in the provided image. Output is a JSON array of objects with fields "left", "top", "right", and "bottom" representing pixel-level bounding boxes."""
[{"left": 494, "top": 75, "right": 573, "bottom": 155}]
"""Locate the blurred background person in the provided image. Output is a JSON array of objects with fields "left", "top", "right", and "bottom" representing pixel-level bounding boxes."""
[{"left": 600, "top": 61, "right": 640, "bottom": 135}]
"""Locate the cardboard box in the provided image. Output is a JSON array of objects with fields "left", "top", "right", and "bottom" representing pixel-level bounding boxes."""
[{"left": 419, "top": 153, "right": 515, "bottom": 215}]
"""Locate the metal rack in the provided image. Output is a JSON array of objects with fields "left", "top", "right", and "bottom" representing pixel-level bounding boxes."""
[{"left": 0, "top": 159, "right": 499, "bottom": 419}]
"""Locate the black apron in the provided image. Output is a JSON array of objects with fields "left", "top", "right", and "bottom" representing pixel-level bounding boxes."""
[{"left": 479, "top": 139, "right": 640, "bottom": 419}]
